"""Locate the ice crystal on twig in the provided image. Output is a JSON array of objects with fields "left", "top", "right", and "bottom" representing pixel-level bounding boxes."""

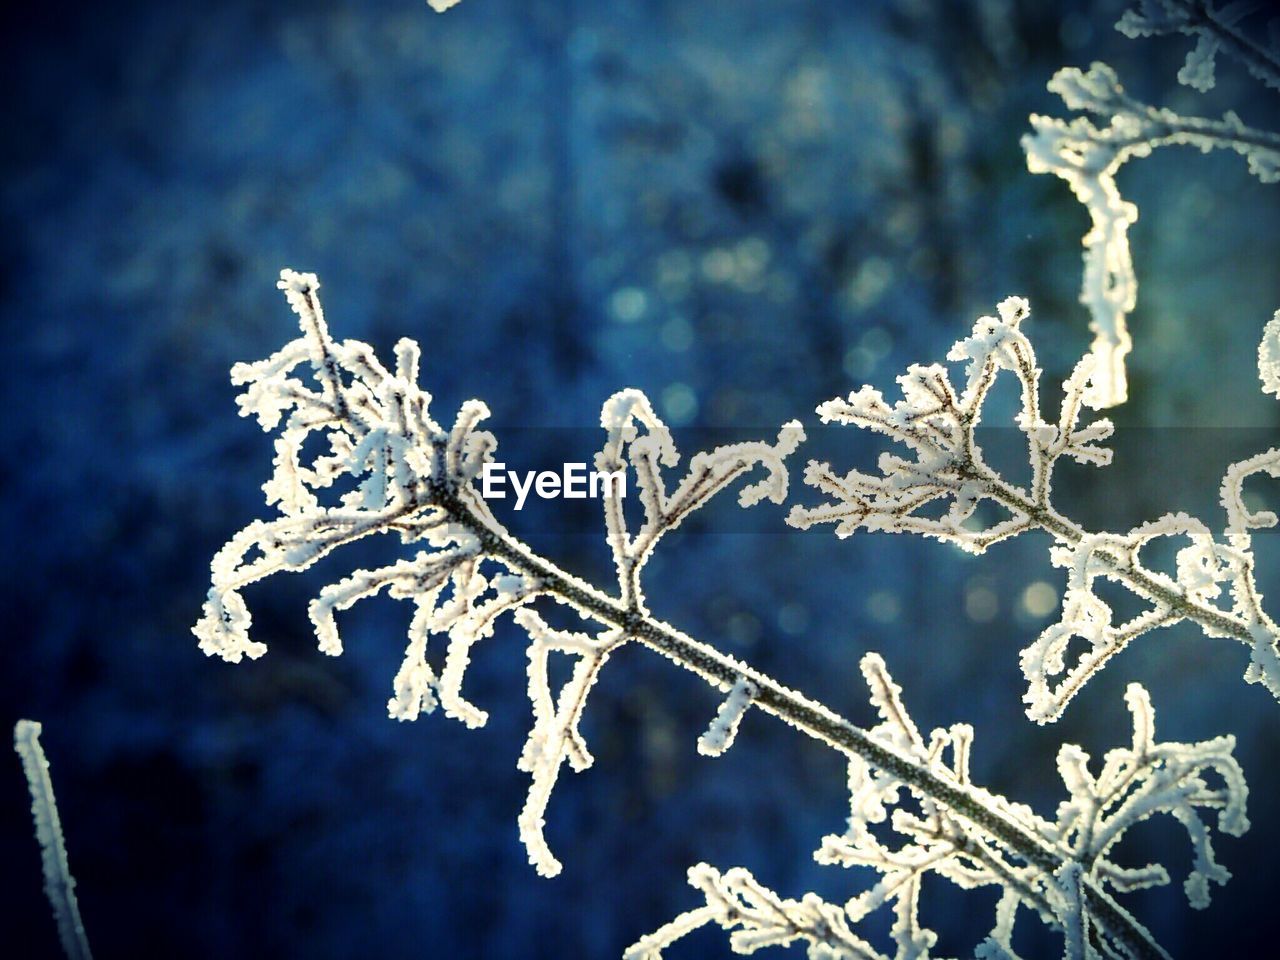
[
  {"left": 792, "top": 298, "right": 1280, "bottom": 720},
  {"left": 630, "top": 656, "right": 1247, "bottom": 960},
  {"left": 1023, "top": 62, "right": 1280, "bottom": 408}
]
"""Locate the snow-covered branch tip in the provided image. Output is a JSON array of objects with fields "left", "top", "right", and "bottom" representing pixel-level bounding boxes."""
[
  {"left": 629, "top": 656, "right": 1248, "bottom": 960},
  {"left": 14, "top": 720, "right": 93, "bottom": 960},
  {"left": 1024, "top": 62, "right": 1280, "bottom": 408},
  {"left": 697, "top": 676, "right": 758, "bottom": 757},
  {"left": 1117, "top": 0, "right": 1280, "bottom": 92},
  {"left": 196, "top": 280, "right": 1185, "bottom": 959},
  {"left": 791, "top": 298, "right": 1280, "bottom": 721},
  {"left": 196, "top": 270, "right": 803, "bottom": 878}
]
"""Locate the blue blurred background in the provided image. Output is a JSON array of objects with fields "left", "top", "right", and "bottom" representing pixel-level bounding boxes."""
[{"left": 3, "top": 0, "right": 1279, "bottom": 957}]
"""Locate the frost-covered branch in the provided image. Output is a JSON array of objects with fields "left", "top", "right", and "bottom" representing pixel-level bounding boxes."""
[
  {"left": 197, "top": 270, "right": 803, "bottom": 877},
  {"left": 14, "top": 720, "right": 93, "bottom": 960},
  {"left": 698, "top": 676, "right": 759, "bottom": 757},
  {"left": 629, "top": 657, "right": 1247, "bottom": 960},
  {"left": 791, "top": 298, "right": 1280, "bottom": 721},
  {"left": 596, "top": 388, "right": 803, "bottom": 612},
  {"left": 198, "top": 273, "right": 1185, "bottom": 959},
  {"left": 1117, "top": 0, "right": 1280, "bottom": 92},
  {"left": 625, "top": 864, "right": 879, "bottom": 960},
  {"left": 1023, "top": 62, "right": 1280, "bottom": 408},
  {"left": 199, "top": 270, "right": 807, "bottom": 879}
]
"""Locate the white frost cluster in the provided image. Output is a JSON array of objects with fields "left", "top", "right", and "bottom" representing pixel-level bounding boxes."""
[
  {"left": 196, "top": 271, "right": 803, "bottom": 879},
  {"left": 793, "top": 298, "right": 1280, "bottom": 721},
  {"left": 625, "top": 863, "right": 870, "bottom": 960},
  {"left": 1260, "top": 309, "right": 1280, "bottom": 398},
  {"left": 628, "top": 657, "right": 1247, "bottom": 960},
  {"left": 194, "top": 269, "right": 504, "bottom": 675},
  {"left": 697, "top": 676, "right": 758, "bottom": 757},
  {"left": 1117, "top": 0, "right": 1280, "bottom": 92},
  {"left": 1049, "top": 684, "right": 1248, "bottom": 911},
  {"left": 1024, "top": 62, "right": 1280, "bottom": 408},
  {"left": 789, "top": 297, "right": 1112, "bottom": 551}
]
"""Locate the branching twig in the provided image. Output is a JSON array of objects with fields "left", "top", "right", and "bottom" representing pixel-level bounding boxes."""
[{"left": 191, "top": 273, "right": 1229, "bottom": 959}]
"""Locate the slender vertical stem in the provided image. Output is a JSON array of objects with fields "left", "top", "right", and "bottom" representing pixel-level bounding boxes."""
[{"left": 14, "top": 720, "right": 94, "bottom": 960}]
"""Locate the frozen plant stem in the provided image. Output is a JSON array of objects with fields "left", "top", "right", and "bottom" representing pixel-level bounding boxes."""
[
  {"left": 792, "top": 297, "right": 1280, "bottom": 721},
  {"left": 953, "top": 459, "right": 1251, "bottom": 641},
  {"left": 431, "top": 486, "right": 1166, "bottom": 960},
  {"left": 630, "top": 663, "right": 1245, "bottom": 959},
  {"left": 14, "top": 720, "right": 93, "bottom": 960},
  {"left": 1024, "top": 62, "right": 1280, "bottom": 408},
  {"left": 198, "top": 273, "right": 1181, "bottom": 959}
]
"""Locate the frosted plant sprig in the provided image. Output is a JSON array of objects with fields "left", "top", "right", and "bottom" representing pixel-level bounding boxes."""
[
  {"left": 197, "top": 269, "right": 805, "bottom": 877},
  {"left": 200, "top": 273, "right": 1171, "bottom": 958},
  {"left": 790, "top": 298, "right": 1280, "bottom": 721},
  {"left": 14, "top": 720, "right": 93, "bottom": 960},
  {"left": 628, "top": 656, "right": 1247, "bottom": 960},
  {"left": 625, "top": 864, "right": 877, "bottom": 960},
  {"left": 1117, "top": 0, "right": 1280, "bottom": 92},
  {"left": 1023, "top": 62, "right": 1280, "bottom": 409}
]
